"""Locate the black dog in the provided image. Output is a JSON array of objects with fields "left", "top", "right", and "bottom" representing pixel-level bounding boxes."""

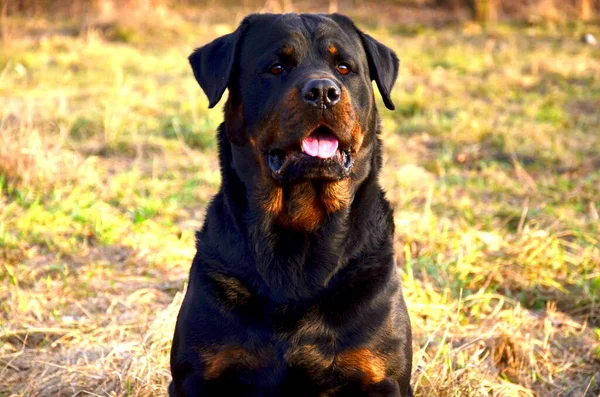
[{"left": 169, "top": 13, "right": 413, "bottom": 397}]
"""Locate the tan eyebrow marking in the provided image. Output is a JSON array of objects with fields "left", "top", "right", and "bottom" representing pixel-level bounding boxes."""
[
  {"left": 328, "top": 44, "right": 338, "bottom": 55},
  {"left": 282, "top": 45, "right": 294, "bottom": 55}
]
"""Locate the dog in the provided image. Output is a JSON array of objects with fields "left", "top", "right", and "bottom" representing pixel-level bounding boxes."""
[{"left": 169, "top": 13, "right": 413, "bottom": 397}]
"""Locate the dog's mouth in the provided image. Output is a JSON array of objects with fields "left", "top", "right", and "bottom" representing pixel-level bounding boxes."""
[{"left": 267, "top": 126, "right": 353, "bottom": 183}]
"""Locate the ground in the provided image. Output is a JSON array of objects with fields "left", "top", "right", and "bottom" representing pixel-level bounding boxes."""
[{"left": 0, "top": 4, "right": 599, "bottom": 397}]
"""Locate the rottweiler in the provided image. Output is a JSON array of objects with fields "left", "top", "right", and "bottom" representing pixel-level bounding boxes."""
[{"left": 169, "top": 13, "right": 413, "bottom": 397}]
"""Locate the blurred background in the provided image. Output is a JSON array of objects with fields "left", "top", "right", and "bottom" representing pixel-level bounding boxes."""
[{"left": 1, "top": 0, "right": 599, "bottom": 396}]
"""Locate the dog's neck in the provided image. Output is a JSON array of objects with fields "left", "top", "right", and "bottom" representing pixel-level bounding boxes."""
[{"left": 209, "top": 125, "right": 393, "bottom": 303}]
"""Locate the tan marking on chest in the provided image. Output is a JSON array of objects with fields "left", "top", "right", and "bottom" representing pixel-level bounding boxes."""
[
  {"left": 202, "top": 345, "right": 272, "bottom": 380},
  {"left": 285, "top": 345, "right": 388, "bottom": 387},
  {"left": 335, "top": 348, "right": 387, "bottom": 385},
  {"left": 202, "top": 346, "right": 255, "bottom": 379}
]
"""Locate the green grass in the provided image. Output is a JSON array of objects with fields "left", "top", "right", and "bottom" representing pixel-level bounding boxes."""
[{"left": 1, "top": 7, "right": 599, "bottom": 397}]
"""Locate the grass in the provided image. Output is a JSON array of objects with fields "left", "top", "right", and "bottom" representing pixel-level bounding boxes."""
[{"left": 1, "top": 5, "right": 599, "bottom": 396}]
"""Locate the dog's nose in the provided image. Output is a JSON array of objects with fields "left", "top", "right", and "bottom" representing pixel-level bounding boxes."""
[{"left": 301, "top": 79, "right": 341, "bottom": 109}]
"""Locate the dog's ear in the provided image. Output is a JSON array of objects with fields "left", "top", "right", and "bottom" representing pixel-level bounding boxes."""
[
  {"left": 331, "top": 14, "right": 399, "bottom": 110},
  {"left": 358, "top": 32, "right": 399, "bottom": 110},
  {"left": 189, "top": 21, "right": 247, "bottom": 108}
]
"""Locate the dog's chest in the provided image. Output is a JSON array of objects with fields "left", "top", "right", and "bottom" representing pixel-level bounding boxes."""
[
  {"left": 201, "top": 272, "right": 396, "bottom": 391},
  {"left": 204, "top": 301, "right": 391, "bottom": 392},
  {"left": 203, "top": 325, "right": 387, "bottom": 394}
]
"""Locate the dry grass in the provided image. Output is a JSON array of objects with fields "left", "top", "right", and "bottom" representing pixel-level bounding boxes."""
[{"left": 1, "top": 4, "right": 599, "bottom": 397}]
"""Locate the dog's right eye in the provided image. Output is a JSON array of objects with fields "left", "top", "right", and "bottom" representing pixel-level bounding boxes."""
[
  {"left": 269, "top": 64, "right": 285, "bottom": 75},
  {"left": 336, "top": 63, "right": 351, "bottom": 75}
]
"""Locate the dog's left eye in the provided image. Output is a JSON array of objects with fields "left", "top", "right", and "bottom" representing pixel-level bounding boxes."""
[
  {"left": 336, "top": 63, "right": 351, "bottom": 75},
  {"left": 269, "top": 64, "right": 285, "bottom": 75}
]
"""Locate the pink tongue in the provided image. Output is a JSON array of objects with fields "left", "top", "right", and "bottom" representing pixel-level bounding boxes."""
[{"left": 301, "top": 134, "right": 339, "bottom": 159}]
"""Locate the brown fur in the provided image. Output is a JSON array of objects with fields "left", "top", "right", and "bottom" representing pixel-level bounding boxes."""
[
  {"left": 202, "top": 346, "right": 268, "bottom": 379},
  {"left": 335, "top": 88, "right": 356, "bottom": 137},
  {"left": 321, "top": 180, "right": 351, "bottom": 213},
  {"left": 350, "top": 123, "right": 364, "bottom": 154},
  {"left": 282, "top": 182, "right": 325, "bottom": 231},
  {"left": 260, "top": 179, "right": 351, "bottom": 231},
  {"left": 336, "top": 348, "right": 387, "bottom": 386},
  {"left": 249, "top": 136, "right": 285, "bottom": 217},
  {"left": 251, "top": 86, "right": 358, "bottom": 231},
  {"left": 262, "top": 185, "right": 284, "bottom": 214},
  {"left": 203, "top": 347, "right": 254, "bottom": 379},
  {"left": 285, "top": 344, "right": 388, "bottom": 387}
]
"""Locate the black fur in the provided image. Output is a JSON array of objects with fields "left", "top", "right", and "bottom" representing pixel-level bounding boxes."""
[{"left": 170, "top": 13, "right": 412, "bottom": 397}]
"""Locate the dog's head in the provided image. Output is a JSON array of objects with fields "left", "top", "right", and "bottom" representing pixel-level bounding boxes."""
[{"left": 190, "top": 14, "right": 399, "bottom": 231}]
